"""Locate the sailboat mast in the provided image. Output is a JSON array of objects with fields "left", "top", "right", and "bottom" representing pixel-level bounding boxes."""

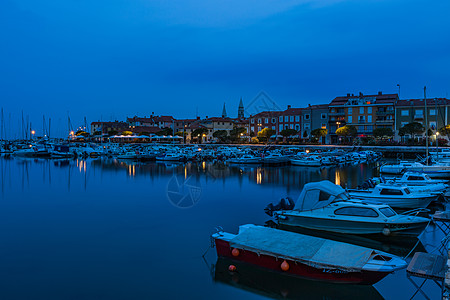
[
  {"left": 1, "top": 107, "right": 3, "bottom": 141},
  {"left": 21, "top": 110, "right": 24, "bottom": 140},
  {"left": 424, "top": 86, "right": 428, "bottom": 165},
  {"left": 435, "top": 98, "right": 439, "bottom": 160},
  {"left": 26, "top": 115, "right": 29, "bottom": 140},
  {"left": 84, "top": 116, "right": 88, "bottom": 134}
]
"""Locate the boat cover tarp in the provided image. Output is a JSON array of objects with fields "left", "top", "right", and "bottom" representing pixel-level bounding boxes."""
[
  {"left": 294, "top": 180, "right": 345, "bottom": 211},
  {"left": 229, "top": 225, "right": 373, "bottom": 271}
]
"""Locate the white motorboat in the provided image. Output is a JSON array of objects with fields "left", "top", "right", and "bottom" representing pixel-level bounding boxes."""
[
  {"left": 290, "top": 155, "right": 322, "bottom": 167},
  {"left": 360, "top": 177, "right": 447, "bottom": 198},
  {"left": 265, "top": 181, "right": 430, "bottom": 237},
  {"left": 13, "top": 146, "right": 50, "bottom": 157},
  {"left": 380, "top": 161, "right": 450, "bottom": 177},
  {"left": 227, "top": 154, "right": 261, "bottom": 164},
  {"left": 430, "top": 148, "right": 450, "bottom": 159},
  {"left": 348, "top": 183, "right": 437, "bottom": 209},
  {"left": 372, "top": 172, "right": 448, "bottom": 195},
  {"left": 261, "top": 152, "right": 290, "bottom": 165},
  {"left": 117, "top": 151, "right": 140, "bottom": 159},
  {"left": 156, "top": 152, "right": 185, "bottom": 161},
  {"left": 50, "top": 145, "right": 75, "bottom": 158},
  {"left": 378, "top": 172, "right": 448, "bottom": 185}
]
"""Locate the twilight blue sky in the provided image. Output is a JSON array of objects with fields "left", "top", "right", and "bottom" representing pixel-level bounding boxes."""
[{"left": 1, "top": 0, "right": 449, "bottom": 137}]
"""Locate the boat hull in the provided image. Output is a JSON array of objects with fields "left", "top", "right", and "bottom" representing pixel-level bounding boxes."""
[
  {"left": 214, "top": 238, "right": 389, "bottom": 285},
  {"left": 276, "top": 215, "right": 428, "bottom": 237},
  {"left": 227, "top": 158, "right": 261, "bottom": 164},
  {"left": 214, "top": 257, "right": 384, "bottom": 300},
  {"left": 348, "top": 193, "right": 435, "bottom": 209},
  {"left": 290, "top": 159, "right": 322, "bottom": 167}
]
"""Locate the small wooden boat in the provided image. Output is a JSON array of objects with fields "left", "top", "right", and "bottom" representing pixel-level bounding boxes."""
[{"left": 213, "top": 224, "right": 407, "bottom": 285}]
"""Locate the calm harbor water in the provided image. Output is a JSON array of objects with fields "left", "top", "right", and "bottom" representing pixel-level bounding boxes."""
[{"left": 0, "top": 156, "right": 444, "bottom": 300}]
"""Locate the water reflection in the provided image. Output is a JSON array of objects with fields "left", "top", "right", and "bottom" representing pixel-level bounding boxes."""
[
  {"left": 275, "top": 223, "right": 426, "bottom": 258},
  {"left": 0, "top": 156, "right": 442, "bottom": 300},
  {"left": 214, "top": 257, "right": 384, "bottom": 300},
  {"left": 1, "top": 158, "right": 382, "bottom": 196}
]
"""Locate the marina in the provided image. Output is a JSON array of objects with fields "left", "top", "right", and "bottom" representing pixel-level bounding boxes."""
[
  {"left": 2, "top": 0, "right": 449, "bottom": 298},
  {"left": 1, "top": 147, "right": 449, "bottom": 299}
]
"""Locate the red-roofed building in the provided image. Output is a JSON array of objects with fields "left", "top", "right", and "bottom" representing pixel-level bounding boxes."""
[
  {"left": 329, "top": 92, "right": 398, "bottom": 143},
  {"left": 278, "top": 106, "right": 303, "bottom": 133},
  {"left": 249, "top": 111, "right": 282, "bottom": 136},
  {"left": 91, "top": 121, "right": 129, "bottom": 135},
  {"left": 127, "top": 115, "right": 175, "bottom": 129}
]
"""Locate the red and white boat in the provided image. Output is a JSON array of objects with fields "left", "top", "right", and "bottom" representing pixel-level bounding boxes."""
[{"left": 213, "top": 224, "right": 407, "bottom": 285}]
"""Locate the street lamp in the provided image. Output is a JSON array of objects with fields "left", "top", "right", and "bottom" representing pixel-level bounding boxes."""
[
  {"left": 436, "top": 132, "right": 440, "bottom": 153},
  {"left": 31, "top": 130, "right": 35, "bottom": 140}
]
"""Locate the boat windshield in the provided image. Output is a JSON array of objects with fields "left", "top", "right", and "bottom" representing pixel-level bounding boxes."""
[
  {"left": 335, "top": 193, "right": 349, "bottom": 201},
  {"left": 380, "top": 188, "right": 403, "bottom": 195},
  {"left": 334, "top": 207, "right": 379, "bottom": 217},
  {"left": 407, "top": 175, "right": 425, "bottom": 181},
  {"left": 379, "top": 207, "right": 396, "bottom": 217}
]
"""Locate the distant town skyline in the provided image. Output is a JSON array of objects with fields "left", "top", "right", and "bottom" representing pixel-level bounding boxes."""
[{"left": 1, "top": 0, "right": 449, "bottom": 138}]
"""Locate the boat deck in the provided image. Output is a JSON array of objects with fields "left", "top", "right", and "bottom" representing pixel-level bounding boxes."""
[
  {"left": 432, "top": 211, "right": 450, "bottom": 235},
  {"left": 228, "top": 225, "right": 374, "bottom": 270},
  {"left": 407, "top": 252, "right": 445, "bottom": 280}
]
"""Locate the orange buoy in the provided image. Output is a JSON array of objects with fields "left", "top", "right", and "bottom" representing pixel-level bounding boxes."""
[
  {"left": 228, "top": 264, "right": 237, "bottom": 272},
  {"left": 281, "top": 260, "right": 290, "bottom": 271},
  {"left": 231, "top": 248, "right": 240, "bottom": 257}
]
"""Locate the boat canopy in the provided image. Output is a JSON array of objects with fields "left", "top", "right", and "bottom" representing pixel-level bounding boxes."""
[
  {"left": 294, "top": 180, "right": 346, "bottom": 211},
  {"left": 229, "top": 225, "right": 376, "bottom": 271}
]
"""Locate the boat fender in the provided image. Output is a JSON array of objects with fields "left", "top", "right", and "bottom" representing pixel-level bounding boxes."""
[
  {"left": 228, "top": 265, "right": 237, "bottom": 272},
  {"left": 231, "top": 248, "right": 240, "bottom": 257},
  {"left": 382, "top": 227, "right": 391, "bottom": 236},
  {"left": 281, "top": 260, "right": 290, "bottom": 271}
]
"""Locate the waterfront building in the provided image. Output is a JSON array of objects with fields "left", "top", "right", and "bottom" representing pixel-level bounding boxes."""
[
  {"left": 278, "top": 106, "right": 302, "bottom": 133},
  {"left": 173, "top": 118, "right": 198, "bottom": 132},
  {"left": 395, "top": 98, "right": 450, "bottom": 140},
  {"left": 249, "top": 111, "right": 282, "bottom": 136},
  {"left": 126, "top": 115, "right": 175, "bottom": 129},
  {"left": 181, "top": 116, "right": 236, "bottom": 143},
  {"left": 90, "top": 121, "right": 129, "bottom": 135},
  {"left": 328, "top": 92, "right": 398, "bottom": 143},
  {"left": 300, "top": 104, "right": 329, "bottom": 141}
]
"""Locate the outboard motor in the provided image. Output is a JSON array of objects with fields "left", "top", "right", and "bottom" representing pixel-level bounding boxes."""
[
  {"left": 264, "top": 197, "right": 295, "bottom": 216},
  {"left": 358, "top": 179, "right": 375, "bottom": 190}
]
